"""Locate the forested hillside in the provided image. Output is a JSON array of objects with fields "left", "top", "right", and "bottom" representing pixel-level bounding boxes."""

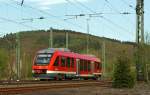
[{"left": 0, "top": 29, "right": 149, "bottom": 80}]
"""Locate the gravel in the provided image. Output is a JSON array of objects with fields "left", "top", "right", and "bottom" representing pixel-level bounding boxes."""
[{"left": 21, "top": 82, "right": 150, "bottom": 95}]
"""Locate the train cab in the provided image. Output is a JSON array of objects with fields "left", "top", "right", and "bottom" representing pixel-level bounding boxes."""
[{"left": 32, "top": 48, "right": 70, "bottom": 79}]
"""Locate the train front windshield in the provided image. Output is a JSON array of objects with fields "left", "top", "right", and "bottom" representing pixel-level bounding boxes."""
[{"left": 35, "top": 53, "right": 52, "bottom": 65}]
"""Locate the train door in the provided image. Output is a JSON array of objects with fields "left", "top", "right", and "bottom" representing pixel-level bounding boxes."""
[
  {"left": 87, "top": 61, "right": 92, "bottom": 74},
  {"left": 66, "top": 57, "right": 71, "bottom": 72},
  {"left": 91, "top": 61, "right": 94, "bottom": 74},
  {"left": 76, "top": 59, "right": 80, "bottom": 76}
]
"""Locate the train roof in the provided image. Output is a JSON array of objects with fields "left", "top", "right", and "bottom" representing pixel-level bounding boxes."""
[
  {"left": 37, "top": 48, "right": 70, "bottom": 54},
  {"left": 37, "top": 48, "right": 101, "bottom": 62},
  {"left": 56, "top": 50, "right": 101, "bottom": 62}
]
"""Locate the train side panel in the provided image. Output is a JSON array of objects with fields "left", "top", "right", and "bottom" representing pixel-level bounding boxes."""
[{"left": 32, "top": 49, "right": 102, "bottom": 80}]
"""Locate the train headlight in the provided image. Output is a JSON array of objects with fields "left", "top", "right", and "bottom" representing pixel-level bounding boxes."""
[{"left": 32, "top": 70, "right": 35, "bottom": 73}]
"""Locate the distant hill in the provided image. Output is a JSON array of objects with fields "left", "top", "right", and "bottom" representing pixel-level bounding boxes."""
[{"left": 0, "top": 29, "right": 136, "bottom": 79}]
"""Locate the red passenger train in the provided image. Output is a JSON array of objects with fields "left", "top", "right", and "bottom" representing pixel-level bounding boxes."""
[{"left": 32, "top": 48, "right": 102, "bottom": 80}]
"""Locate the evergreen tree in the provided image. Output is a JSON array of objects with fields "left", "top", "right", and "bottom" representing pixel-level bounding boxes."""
[{"left": 112, "top": 51, "right": 135, "bottom": 88}]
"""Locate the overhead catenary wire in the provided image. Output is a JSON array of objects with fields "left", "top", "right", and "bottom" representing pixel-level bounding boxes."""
[
  {"left": 104, "top": 0, "right": 135, "bottom": 15},
  {"left": 72, "top": 0, "right": 134, "bottom": 36},
  {"left": 65, "top": 0, "right": 132, "bottom": 41},
  {"left": 73, "top": 0, "right": 97, "bottom": 13},
  {"left": 1, "top": 1, "right": 48, "bottom": 31},
  {"left": 2, "top": 1, "right": 38, "bottom": 19},
  {"left": 121, "top": 0, "right": 136, "bottom": 10},
  {"left": 104, "top": 0, "right": 120, "bottom": 13},
  {"left": 0, "top": 16, "right": 36, "bottom": 29},
  {"left": 1, "top": 0, "right": 86, "bottom": 33},
  {"left": 1, "top": 0, "right": 138, "bottom": 41},
  {"left": 8, "top": 0, "right": 133, "bottom": 37},
  {"left": 96, "top": 15, "right": 130, "bottom": 33},
  {"left": 103, "top": 0, "right": 135, "bottom": 35},
  {"left": 4, "top": 1, "right": 86, "bottom": 32},
  {"left": 10, "top": 0, "right": 86, "bottom": 31},
  {"left": 65, "top": 2, "right": 130, "bottom": 40},
  {"left": 2, "top": 1, "right": 64, "bottom": 29},
  {"left": 65, "top": 0, "right": 84, "bottom": 13}
]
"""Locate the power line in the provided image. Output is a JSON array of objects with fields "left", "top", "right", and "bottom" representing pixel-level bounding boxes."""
[
  {"left": 66, "top": 0, "right": 125, "bottom": 35},
  {"left": 72, "top": 0, "right": 133, "bottom": 36},
  {"left": 2, "top": 1, "right": 37, "bottom": 19},
  {"left": 73, "top": 0, "right": 97, "bottom": 13},
  {"left": 65, "top": 0, "right": 84, "bottom": 13},
  {"left": 11, "top": 0, "right": 59, "bottom": 18},
  {"left": 98, "top": 16, "right": 130, "bottom": 34},
  {"left": 1, "top": 0, "right": 86, "bottom": 32},
  {"left": 2, "top": 1, "right": 65, "bottom": 29},
  {"left": 104, "top": 0, "right": 135, "bottom": 15},
  {"left": 104, "top": 0, "right": 120, "bottom": 13},
  {"left": 103, "top": 0, "right": 135, "bottom": 34},
  {"left": 104, "top": 0, "right": 135, "bottom": 14},
  {"left": 10, "top": 0, "right": 86, "bottom": 31},
  {"left": 121, "top": 0, "right": 135, "bottom": 10},
  {"left": 0, "top": 16, "right": 36, "bottom": 29}
]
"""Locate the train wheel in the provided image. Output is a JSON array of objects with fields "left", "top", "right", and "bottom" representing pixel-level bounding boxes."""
[
  {"left": 95, "top": 75, "right": 101, "bottom": 80},
  {"left": 61, "top": 74, "right": 66, "bottom": 80},
  {"left": 40, "top": 79, "right": 46, "bottom": 81},
  {"left": 58, "top": 74, "right": 62, "bottom": 80},
  {"left": 84, "top": 78, "right": 88, "bottom": 80},
  {"left": 69, "top": 77, "right": 73, "bottom": 80},
  {"left": 54, "top": 74, "right": 61, "bottom": 80}
]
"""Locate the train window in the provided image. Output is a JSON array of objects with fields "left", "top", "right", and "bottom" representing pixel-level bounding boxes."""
[
  {"left": 35, "top": 53, "right": 51, "bottom": 65},
  {"left": 54, "top": 56, "right": 59, "bottom": 66},
  {"left": 97, "top": 62, "right": 100, "bottom": 69},
  {"left": 100, "top": 63, "right": 102, "bottom": 69},
  {"left": 94, "top": 62, "right": 97, "bottom": 70},
  {"left": 61, "top": 56, "right": 66, "bottom": 67},
  {"left": 84, "top": 60, "right": 87, "bottom": 71},
  {"left": 67, "top": 57, "right": 71, "bottom": 68},
  {"left": 88, "top": 61, "right": 91, "bottom": 71},
  {"left": 95, "top": 62, "right": 100, "bottom": 69},
  {"left": 71, "top": 58, "right": 74, "bottom": 68},
  {"left": 80, "top": 60, "right": 84, "bottom": 71}
]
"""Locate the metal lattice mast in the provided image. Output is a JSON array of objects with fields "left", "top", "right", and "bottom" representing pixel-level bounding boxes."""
[
  {"left": 136, "top": 0, "right": 144, "bottom": 81},
  {"left": 136, "top": 0, "right": 144, "bottom": 43}
]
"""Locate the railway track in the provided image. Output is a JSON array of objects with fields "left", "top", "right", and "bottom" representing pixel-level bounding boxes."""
[
  {"left": 0, "top": 80, "right": 107, "bottom": 85},
  {"left": 0, "top": 80, "right": 112, "bottom": 94}
]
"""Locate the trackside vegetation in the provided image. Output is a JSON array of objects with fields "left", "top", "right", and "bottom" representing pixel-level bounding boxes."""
[
  {"left": 112, "top": 51, "right": 135, "bottom": 88},
  {"left": 0, "top": 49, "right": 9, "bottom": 78}
]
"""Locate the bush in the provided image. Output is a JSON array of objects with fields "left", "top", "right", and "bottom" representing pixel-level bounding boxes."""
[
  {"left": 0, "top": 49, "right": 8, "bottom": 78},
  {"left": 112, "top": 51, "right": 135, "bottom": 88}
]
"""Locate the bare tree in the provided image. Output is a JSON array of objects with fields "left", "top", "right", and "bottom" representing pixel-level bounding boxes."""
[{"left": 145, "top": 32, "right": 150, "bottom": 45}]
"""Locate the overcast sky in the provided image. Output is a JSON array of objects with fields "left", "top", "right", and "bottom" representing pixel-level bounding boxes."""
[{"left": 0, "top": 0, "right": 149, "bottom": 42}]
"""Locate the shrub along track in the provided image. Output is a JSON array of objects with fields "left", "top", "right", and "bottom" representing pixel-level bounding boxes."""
[{"left": 0, "top": 80, "right": 112, "bottom": 94}]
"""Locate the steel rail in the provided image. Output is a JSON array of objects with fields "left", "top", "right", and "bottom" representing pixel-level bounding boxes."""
[{"left": 0, "top": 81, "right": 112, "bottom": 94}]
